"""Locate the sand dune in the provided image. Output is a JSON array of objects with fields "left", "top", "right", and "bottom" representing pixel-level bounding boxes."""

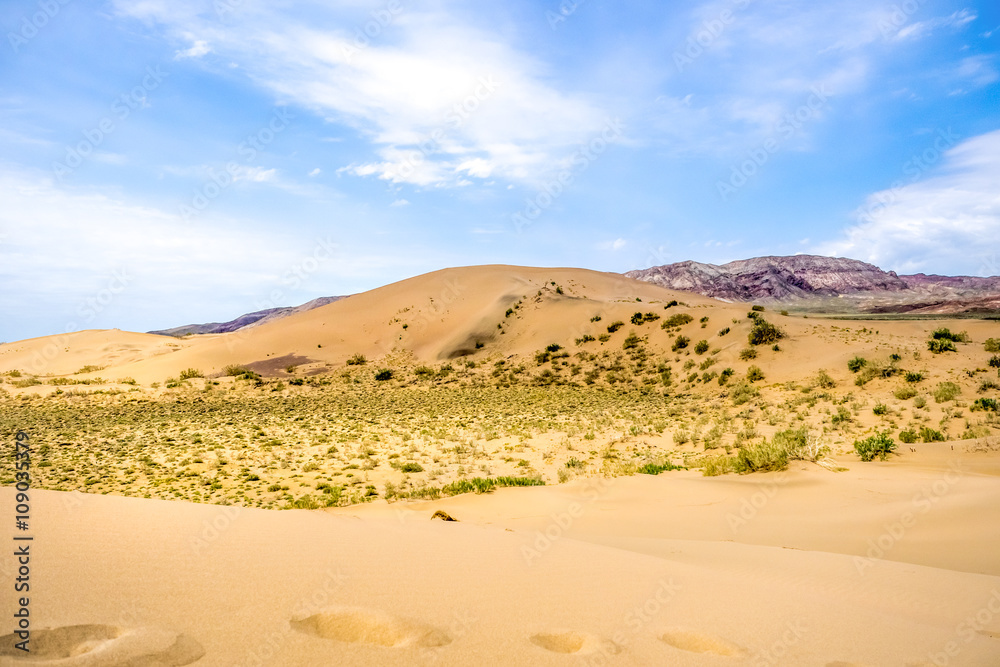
[{"left": 3, "top": 445, "right": 999, "bottom": 666}]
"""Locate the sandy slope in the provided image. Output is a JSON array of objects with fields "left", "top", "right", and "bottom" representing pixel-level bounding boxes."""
[{"left": 3, "top": 449, "right": 999, "bottom": 666}]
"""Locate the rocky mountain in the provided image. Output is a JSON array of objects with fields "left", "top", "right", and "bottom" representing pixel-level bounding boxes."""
[
  {"left": 149, "top": 296, "right": 345, "bottom": 337},
  {"left": 625, "top": 255, "right": 1000, "bottom": 314}
]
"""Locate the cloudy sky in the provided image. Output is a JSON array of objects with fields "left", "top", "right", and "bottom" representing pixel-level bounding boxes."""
[{"left": 1, "top": 0, "right": 998, "bottom": 341}]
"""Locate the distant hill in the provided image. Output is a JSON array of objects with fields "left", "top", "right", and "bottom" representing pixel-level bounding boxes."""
[
  {"left": 149, "top": 296, "right": 346, "bottom": 336},
  {"left": 625, "top": 255, "right": 1000, "bottom": 314}
]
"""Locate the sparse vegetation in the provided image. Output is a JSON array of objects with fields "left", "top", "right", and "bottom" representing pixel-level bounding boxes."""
[{"left": 854, "top": 431, "right": 896, "bottom": 462}]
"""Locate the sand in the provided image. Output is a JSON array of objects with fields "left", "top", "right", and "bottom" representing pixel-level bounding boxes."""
[{"left": 2, "top": 445, "right": 1000, "bottom": 666}]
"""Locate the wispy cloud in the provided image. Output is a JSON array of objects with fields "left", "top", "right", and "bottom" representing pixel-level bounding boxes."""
[
  {"left": 816, "top": 129, "right": 1000, "bottom": 275},
  {"left": 112, "top": 0, "right": 609, "bottom": 188}
]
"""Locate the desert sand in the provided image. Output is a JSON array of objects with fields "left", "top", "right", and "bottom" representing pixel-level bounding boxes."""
[{"left": 2, "top": 265, "right": 999, "bottom": 665}]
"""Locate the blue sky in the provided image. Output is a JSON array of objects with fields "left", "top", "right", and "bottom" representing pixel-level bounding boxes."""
[{"left": 1, "top": 0, "right": 998, "bottom": 342}]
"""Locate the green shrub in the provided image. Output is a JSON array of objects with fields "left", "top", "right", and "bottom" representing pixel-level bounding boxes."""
[
  {"left": 399, "top": 462, "right": 424, "bottom": 473},
  {"left": 718, "top": 327, "right": 730, "bottom": 337},
  {"left": 985, "top": 338, "right": 1000, "bottom": 353},
  {"left": 718, "top": 368, "right": 734, "bottom": 386},
  {"left": 288, "top": 377, "right": 304, "bottom": 386},
  {"left": 731, "top": 381, "right": 759, "bottom": 405},
  {"left": 893, "top": 386, "right": 918, "bottom": 400},
  {"left": 546, "top": 343, "right": 562, "bottom": 353},
  {"left": 179, "top": 368, "right": 203, "bottom": 380},
  {"left": 598, "top": 334, "right": 611, "bottom": 343},
  {"left": 899, "top": 430, "right": 918, "bottom": 444},
  {"left": 607, "top": 321, "right": 624, "bottom": 333},
  {"left": 919, "top": 427, "right": 945, "bottom": 443},
  {"left": 751, "top": 304, "right": 765, "bottom": 312},
  {"left": 375, "top": 369, "right": 394, "bottom": 381},
  {"left": 565, "top": 457, "right": 586, "bottom": 469},
  {"left": 223, "top": 364, "right": 250, "bottom": 376},
  {"left": 854, "top": 431, "right": 896, "bottom": 462},
  {"left": 638, "top": 461, "right": 681, "bottom": 475},
  {"left": 933, "top": 381, "right": 960, "bottom": 403},
  {"left": 979, "top": 380, "right": 1000, "bottom": 393},
  {"left": 575, "top": 335, "right": 596, "bottom": 345},
  {"left": 346, "top": 354, "right": 367, "bottom": 365},
  {"left": 989, "top": 355, "right": 1000, "bottom": 369},
  {"left": 928, "top": 339, "right": 957, "bottom": 354},
  {"left": 414, "top": 365, "right": 435, "bottom": 378},
  {"left": 694, "top": 339, "right": 710, "bottom": 355},
  {"left": 931, "top": 328, "right": 968, "bottom": 342},
  {"left": 630, "top": 311, "right": 661, "bottom": 325},
  {"left": 590, "top": 315, "right": 602, "bottom": 322},
  {"left": 816, "top": 370, "right": 836, "bottom": 389},
  {"left": 972, "top": 398, "right": 999, "bottom": 412},
  {"left": 671, "top": 335, "right": 690, "bottom": 351},
  {"left": 873, "top": 403, "right": 888, "bottom": 415},
  {"left": 622, "top": 333, "right": 642, "bottom": 350},
  {"left": 914, "top": 395, "right": 927, "bottom": 409},
  {"left": 746, "top": 366, "right": 764, "bottom": 382},
  {"left": 739, "top": 347, "right": 757, "bottom": 361},
  {"left": 748, "top": 320, "right": 785, "bottom": 346},
  {"left": 905, "top": 371, "right": 924, "bottom": 383},
  {"left": 847, "top": 356, "right": 867, "bottom": 373},
  {"left": 662, "top": 313, "right": 694, "bottom": 329},
  {"left": 730, "top": 428, "right": 810, "bottom": 474}
]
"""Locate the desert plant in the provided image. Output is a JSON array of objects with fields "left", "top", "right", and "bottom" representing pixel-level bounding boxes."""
[
  {"left": 694, "top": 339, "right": 710, "bottom": 355},
  {"left": 607, "top": 321, "right": 625, "bottom": 333},
  {"left": 375, "top": 369, "right": 394, "bottom": 381},
  {"left": 751, "top": 304, "right": 765, "bottom": 312},
  {"left": 972, "top": 398, "right": 998, "bottom": 412},
  {"left": 854, "top": 431, "right": 896, "bottom": 462},
  {"left": 346, "top": 354, "right": 367, "bottom": 365},
  {"left": 927, "top": 339, "right": 957, "bottom": 354},
  {"left": 746, "top": 366, "right": 764, "bottom": 382},
  {"left": 179, "top": 368, "right": 203, "bottom": 380},
  {"left": 671, "top": 335, "right": 690, "bottom": 352},
  {"left": 872, "top": 403, "right": 888, "bottom": 416},
  {"left": 748, "top": 320, "right": 785, "bottom": 346},
  {"left": 893, "top": 386, "right": 918, "bottom": 400},
  {"left": 985, "top": 338, "right": 1000, "bottom": 353},
  {"left": 816, "top": 370, "right": 836, "bottom": 389},
  {"left": 989, "top": 355, "right": 1000, "bottom": 369},
  {"left": 899, "top": 430, "right": 918, "bottom": 444},
  {"left": 931, "top": 328, "right": 968, "bottom": 343},
  {"left": 905, "top": 371, "right": 924, "bottom": 383},
  {"left": 718, "top": 327, "right": 730, "bottom": 337},
  {"left": 739, "top": 347, "right": 757, "bottom": 361},
  {"left": 933, "top": 382, "right": 961, "bottom": 403},
  {"left": 847, "top": 356, "right": 867, "bottom": 373},
  {"left": 731, "top": 381, "right": 759, "bottom": 405},
  {"left": 662, "top": 313, "right": 694, "bottom": 329},
  {"left": 919, "top": 426, "right": 945, "bottom": 443},
  {"left": 622, "top": 333, "right": 642, "bottom": 350}
]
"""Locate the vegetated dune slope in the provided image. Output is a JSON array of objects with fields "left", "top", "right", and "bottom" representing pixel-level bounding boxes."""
[{"left": 2, "top": 264, "right": 998, "bottom": 391}]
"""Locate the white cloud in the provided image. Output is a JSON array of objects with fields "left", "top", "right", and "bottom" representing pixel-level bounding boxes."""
[
  {"left": 389, "top": 199, "right": 409, "bottom": 207},
  {"left": 308, "top": 168, "right": 321, "bottom": 177},
  {"left": 112, "top": 1, "right": 610, "bottom": 188},
  {"left": 598, "top": 238, "right": 627, "bottom": 251},
  {"left": 817, "top": 130, "right": 1000, "bottom": 275},
  {"left": 174, "top": 39, "right": 212, "bottom": 60}
]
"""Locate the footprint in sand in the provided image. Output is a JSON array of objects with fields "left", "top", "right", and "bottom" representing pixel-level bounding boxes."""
[
  {"left": 291, "top": 606, "right": 452, "bottom": 649},
  {"left": 0, "top": 624, "right": 204, "bottom": 666},
  {"left": 529, "top": 630, "right": 621, "bottom": 656},
  {"left": 658, "top": 629, "right": 745, "bottom": 658}
]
